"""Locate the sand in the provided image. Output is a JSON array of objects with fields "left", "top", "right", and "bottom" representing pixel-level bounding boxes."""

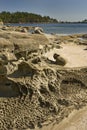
[
  {"left": 33, "top": 106, "right": 87, "bottom": 130},
  {"left": 44, "top": 41, "right": 87, "bottom": 68}
]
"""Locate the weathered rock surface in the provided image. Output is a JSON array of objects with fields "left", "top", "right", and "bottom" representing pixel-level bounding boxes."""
[
  {"left": 34, "top": 27, "right": 44, "bottom": 34},
  {"left": 53, "top": 53, "right": 67, "bottom": 66},
  {"left": 0, "top": 30, "right": 87, "bottom": 130}
]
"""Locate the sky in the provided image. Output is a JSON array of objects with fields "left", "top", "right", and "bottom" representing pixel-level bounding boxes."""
[{"left": 0, "top": 0, "right": 87, "bottom": 21}]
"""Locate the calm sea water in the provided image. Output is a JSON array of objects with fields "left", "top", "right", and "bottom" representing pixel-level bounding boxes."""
[{"left": 7, "top": 23, "right": 87, "bottom": 34}]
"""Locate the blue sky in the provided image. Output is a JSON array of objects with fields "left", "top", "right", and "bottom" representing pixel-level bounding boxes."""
[{"left": 0, "top": 0, "right": 87, "bottom": 21}]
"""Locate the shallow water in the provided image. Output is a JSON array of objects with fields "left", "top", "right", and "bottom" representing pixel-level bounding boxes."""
[{"left": 7, "top": 23, "right": 87, "bottom": 34}]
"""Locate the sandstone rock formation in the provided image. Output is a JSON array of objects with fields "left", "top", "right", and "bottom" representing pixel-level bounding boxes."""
[{"left": 0, "top": 29, "right": 86, "bottom": 130}]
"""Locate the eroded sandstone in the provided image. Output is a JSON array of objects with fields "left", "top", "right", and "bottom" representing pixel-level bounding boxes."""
[{"left": 0, "top": 29, "right": 87, "bottom": 129}]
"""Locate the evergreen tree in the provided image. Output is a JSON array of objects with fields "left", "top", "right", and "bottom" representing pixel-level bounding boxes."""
[{"left": 0, "top": 11, "right": 58, "bottom": 23}]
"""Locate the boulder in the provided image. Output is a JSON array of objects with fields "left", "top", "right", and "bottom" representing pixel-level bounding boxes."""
[
  {"left": 21, "top": 28, "right": 28, "bottom": 33},
  {"left": 53, "top": 53, "right": 67, "bottom": 66},
  {"left": 34, "top": 27, "right": 44, "bottom": 34}
]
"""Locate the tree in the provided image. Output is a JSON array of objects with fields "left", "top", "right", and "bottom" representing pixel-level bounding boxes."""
[{"left": 0, "top": 11, "right": 58, "bottom": 23}]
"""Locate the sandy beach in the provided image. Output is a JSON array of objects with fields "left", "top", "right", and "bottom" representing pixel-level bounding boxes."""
[{"left": 44, "top": 43, "right": 87, "bottom": 68}]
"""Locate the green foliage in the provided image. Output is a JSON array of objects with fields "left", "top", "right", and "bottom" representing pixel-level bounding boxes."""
[
  {"left": 82, "top": 19, "right": 87, "bottom": 23},
  {"left": 0, "top": 11, "right": 58, "bottom": 23},
  {"left": 0, "top": 18, "right": 2, "bottom": 22}
]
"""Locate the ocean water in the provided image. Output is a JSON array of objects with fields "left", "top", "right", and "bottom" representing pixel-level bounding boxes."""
[{"left": 7, "top": 23, "right": 87, "bottom": 34}]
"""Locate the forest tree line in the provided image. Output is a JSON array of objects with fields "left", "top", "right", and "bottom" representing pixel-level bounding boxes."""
[{"left": 0, "top": 11, "right": 58, "bottom": 23}]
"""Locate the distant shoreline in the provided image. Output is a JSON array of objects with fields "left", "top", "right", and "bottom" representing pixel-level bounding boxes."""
[
  {"left": 3, "top": 23, "right": 87, "bottom": 35},
  {"left": 5, "top": 22, "right": 87, "bottom": 24}
]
